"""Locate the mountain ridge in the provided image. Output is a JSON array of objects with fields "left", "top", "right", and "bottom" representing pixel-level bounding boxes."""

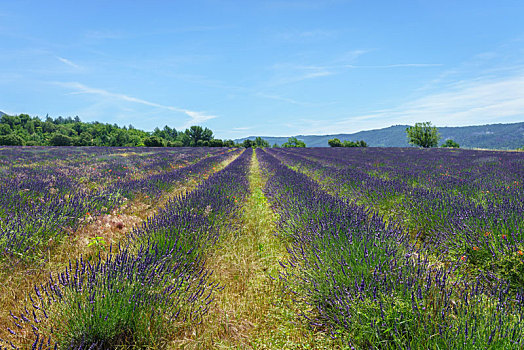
[{"left": 236, "top": 122, "right": 524, "bottom": 149}]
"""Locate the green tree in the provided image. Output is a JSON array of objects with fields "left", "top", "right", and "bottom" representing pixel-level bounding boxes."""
[
  {"left": 0, "top": 134, "right": 24, "bottom": 146},
  {"left": 442, "top": 139, "right": 460, "bottom": 148},
  {"left": 0, "top": 123, "right": 12, "bottom": 135},
  {"left": 282, "top": 137, "right": 306, "bottom": 148},
  {"left": 223, "top": 139, "right": 235, "bottom": 147},
  {"left": 49, "top": 133, "right": 73, "bottom": 146},
  {"left": 185, "top": 126, "right": 213, "bottom": 146},
  {"left": 143, "top": 136, "right": 165, "bottom": 147},
  {"left": 209, "top": 139, "right": 224, "bottom": 147},
  {"left": 328, "top": 138, "right": 343, "bottom": 147},
  {"left": 406, "top": 122, "right": 440, "bottom": 148},
  {"left": 254, "top": 137, "right": 270, "bottom": 148},
  {"left": 242, "top": 139, "right": 255, "bottom": 148},
  {"left": 167, "top": 140, "right": 183, "bottom": 147}
]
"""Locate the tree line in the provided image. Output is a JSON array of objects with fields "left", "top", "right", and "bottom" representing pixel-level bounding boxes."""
[
  {"left": 0, "top": 114, "right": 238, "bottom": 147},
  {"left": 0, "top": 113, "right": 468, "bottom": 149}
]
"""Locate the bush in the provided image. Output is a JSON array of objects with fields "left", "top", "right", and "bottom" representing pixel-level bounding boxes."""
[
  {"left": 282, "top": 137, "right": 306, "bottom": 148},
  {"left": 328, "top": 138, "right": 343, "bottom": 147},
  {"left": 442, "top": 139, "right": 460, "bottom": 148},
  {"left": 0, "top": 134, "right": 24, "bottom": 145},
  {"left": 143, "top": 136, "right": 165, "bottom": 147},
  {"left": 209, "top": 139, "right": 224, "bottom": 147},
  {"left": 167, "top": 140, "right": 183, "bottom": 147},
  {"left": 49, "top": 133, "right": 73, "bottom": 146}
]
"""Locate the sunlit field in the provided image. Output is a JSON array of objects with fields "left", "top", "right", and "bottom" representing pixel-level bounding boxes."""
[{"left": 1, "top": 146, "right": 523, "bottom": 349}]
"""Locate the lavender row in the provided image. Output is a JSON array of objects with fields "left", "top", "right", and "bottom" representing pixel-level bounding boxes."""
[
  {"left": 2, "top": 149, "right": 251, "bottom": 349},
  {"left": 0, "top": 148, "right": 233, "bottom": 261},
  {"left": 267, "top": 148, "right": 524, "bottom": 291},
  {"left": 108, "top": 148, "right": 241, "bottom": 199},
  {"left": 258, "top": 148, "right": 524, "bottom": 348}
]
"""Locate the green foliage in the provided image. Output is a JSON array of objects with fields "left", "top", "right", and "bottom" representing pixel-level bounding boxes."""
[
  {"left": 49, "top": 133, "right": 73, "bottom": 146},
  {"left": 209, "top": 139, "right": 224, "bottom": 147},
  {"left": 242, "top": 139, "right": 255, "bottom": 148},
  {"left": 143, "top": 136, "right": 165, "bottom": 147},
  {"left": 254, "top": 137, "right": 270, "bottom": 148},
  {"left": 186, "top": 125, "right": 213, "bottom": 146},
  {"left": 0, "top": 113, "right": 232, "bottom": 148},
  {"left": 242, "top": 137, "right": 270, "bottom": 148},
  {"left": 328, "top": 138, "right": 343, "bottom": 147},
  {"left": 282, "top": 137, "right": 306, "bottom": 148},
  {"left": 167, "top": 140, "right": 183, "bottom": 147},
  {"left": 0, "top": 133, "right": 24, "bottom": 146},
  {"left": 442, "top": 139, "right": 460, "bottom": 148},
  {"left": 0, "top": 123, "right": 12, "bottom": 135},
  {"left": 343, "top": 140, "right": 367, "bottom": 147},
  {"left": 406, "top": 122, "right": 440, "bottom": 148},
  {"left": 329, "top": 138, "right": 367, "bottom": 147}
]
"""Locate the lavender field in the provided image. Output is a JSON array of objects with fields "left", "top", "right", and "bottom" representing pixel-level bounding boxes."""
[{"left": 1, "top": 146, "right": 523, "bottom": 349}]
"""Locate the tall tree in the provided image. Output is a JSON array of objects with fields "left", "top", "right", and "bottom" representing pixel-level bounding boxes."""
[
  {"left": 185, "top": 126, "right": 213, "bottom": 146},
  {"left": 282, "top": 137, "right": 306, "bottom": 148},
  {"left": 406, "top": 122, "right": 440, "bottom": 148}
]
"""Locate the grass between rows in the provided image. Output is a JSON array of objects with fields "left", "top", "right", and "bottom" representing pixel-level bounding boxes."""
[
  {"left": 172, "top": 149, "right": 341, "bottom": 349},
  {"left": 0, "top": 154, "right": 238, "bottom": 346}
]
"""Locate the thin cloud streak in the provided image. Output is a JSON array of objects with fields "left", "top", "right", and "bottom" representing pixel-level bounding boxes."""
[
  {"left": 256, "top": 93, "right": 312, "bottom": 106},
  {"left": 344, "top": 63, "right": 443, "bottom": 68},
  {"left": 387, "top": 73, "right": 524, "bottom": 125},
  {"left": 294, "top": 70, "right": 524, "bottom": 135},
  {"left": 56, "top": 56, "right": 82, "bottom": 69},
  {"left": 269, "top": 58, "right": 441, "bottom": 85},
  {"left": 53, "top": 82, "right": 217, "bottom": 126}
]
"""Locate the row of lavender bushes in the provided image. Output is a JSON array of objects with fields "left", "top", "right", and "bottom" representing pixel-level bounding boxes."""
[
  {"left": 258, "top": 148, "right": 523, "bottom": 348},
  {"left": 0, "top": 147, "right": 235, "bottom": 262},
  {"left": 1, "top": 148, "right": 251, "bottom": 349},
  {"left": 267, "top": 147, "right": 524, "bottom": 293}
]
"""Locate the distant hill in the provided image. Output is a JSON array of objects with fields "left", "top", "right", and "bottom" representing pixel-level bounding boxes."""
[
  {"left": 0, "top": 111, "right": 6, "bottom": 117},
  {"left": 236, "top": 122, "right": 524, "bottom": 149}
]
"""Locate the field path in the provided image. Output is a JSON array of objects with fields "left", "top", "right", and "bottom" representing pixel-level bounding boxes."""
[{"left": 172, "top": 149, "right": 335, "bottom": 349}]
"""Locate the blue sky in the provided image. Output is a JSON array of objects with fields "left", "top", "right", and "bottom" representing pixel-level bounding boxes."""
[{"left": 1, "top": 0, "right": 523, "bottom": 139}]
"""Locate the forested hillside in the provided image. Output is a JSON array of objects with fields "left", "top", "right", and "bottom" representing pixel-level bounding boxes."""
[
  {"left": 0, "top": 113, "right": 234, "bottom": 147},
  {"left": 237, "top": 122, "right": 524, "bottom": 149}
]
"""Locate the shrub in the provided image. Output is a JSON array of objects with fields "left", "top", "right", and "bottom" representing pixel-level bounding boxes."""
[
  {"left": 0, "top": 134, "right": 24, "bottom": 145},
  {"left": 143, "top": 136, "right": 165, "bottom": 147},
  {"left": 49, "top": 133, "right": 73, "bottom": 146},
  {"left": 442, "top": 139, "right": 460, "bottom": 148}
]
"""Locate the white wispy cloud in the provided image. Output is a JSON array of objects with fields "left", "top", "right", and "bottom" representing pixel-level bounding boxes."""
[
  {"left": 290, "top": 69, "right": 524, "bottom": 135},
  {"left": 344, "top": 63, "right": 443, "bottom": 69},
  {"left": 53, "top": 82, "right": 217, "bottom": 126},
  {"left": 256, "top": 92, "right": 311, "bottom": 106},
  {"left": 269, "top": 51, "right": 440, "bottom": 85},
  {"left": 56, "top": 56, "right": 82, "bottom": 69},
  {"left": 276, "top": 29, "right": 336, "bottom": 42},
  {"left": 233, "top": 127, "right": 252, "bottom": 131},
  {"left": 269, "top": 63, "right": 334, "bottom": 85}
]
